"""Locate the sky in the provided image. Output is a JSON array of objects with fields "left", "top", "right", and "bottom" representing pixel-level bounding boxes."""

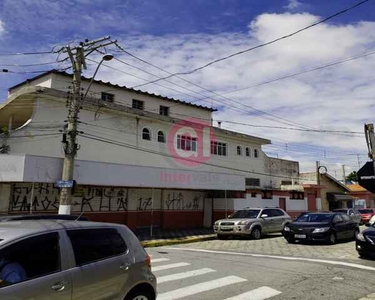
[{"left": 1, "top": 0, "right": 375, "bottom": 179}]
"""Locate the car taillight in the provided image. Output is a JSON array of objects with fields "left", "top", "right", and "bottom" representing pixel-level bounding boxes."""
[{"left": 146, "top": 254, "right": 151, "bottom": 268}]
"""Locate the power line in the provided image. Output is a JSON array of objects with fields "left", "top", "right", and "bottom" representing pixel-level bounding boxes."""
[
  {"left": 106, "top": 46, "right": 316, "bottom": 130},
  {"left": 130, "top": 0, "right": 371, "bottom": 87},
  {"left": 0, "top": 61, "right": 64, "bottom": 67},
  {"left": 0, "top": 50, "right": 56, "bottom": 56}
]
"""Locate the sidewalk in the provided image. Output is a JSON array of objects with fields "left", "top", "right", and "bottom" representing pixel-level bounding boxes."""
[{"left": 135, "top": 227, "right": 216, "bottom": 247}]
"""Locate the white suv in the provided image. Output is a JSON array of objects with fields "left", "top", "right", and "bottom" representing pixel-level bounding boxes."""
[{"left": 214, "top": 208, "right": 291, "bottom": 240}]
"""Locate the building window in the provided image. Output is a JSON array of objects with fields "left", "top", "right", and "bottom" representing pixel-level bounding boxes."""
[
  {"left": 101, "top": 92, "right": 114, "bottom": 102},
  {"left": 211, "top": 141, "right": 227, "bottom": 156},
  {"left": 177, "top": 135, "right": 197, "bottom": 151},
  {"left": 132, "top": 99, "right": 144, "bottom": 110},
  {"left": 245, "top": 147, "right": 250, "bottom": 157},
  {"left": 246, "top": 178, "right": 260, "bottom": 186},
  {"left": 159, "top": 105, "right": 169, "bottom": 116},
  {"left": 236, "top": 146, "right": 242, "bottom": 156},
  {"left": 158, "top": 131, "right": 166, "bottom": 143},
  {"left": 142, "top": 128, "right": 151, "bottom": 140},
  {"left": 254, "top": 149, "right": 259, "bottom": 158},
  {"left": 281, "top": 180, "right": 292, "bottom": 185}
]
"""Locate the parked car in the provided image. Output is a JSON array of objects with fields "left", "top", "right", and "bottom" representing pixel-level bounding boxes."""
[
  {"left": 358, "top": 209, "right": 375, "bottom": 224},
  {"left": 0, "top": 220, "right": 156, "bottom": 300},
  {"left": 332, "top": 208, "right": 362, "bottom": 225},
  {"left": 284, "top": 212, "right": 359, "bottom": 244},
  {"left": 213, "top": 207, "right": 291, "bottom": 240},
  {"left": 356, "top": 223, "right": 375, "bottom": 258},
  {"left": 0, "top": 214, "right": 89, "bottom": 222}
]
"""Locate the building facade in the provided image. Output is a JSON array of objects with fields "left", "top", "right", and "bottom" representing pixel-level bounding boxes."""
[{"left": 0, "top": 70, "right": 309, "bottom": 229}]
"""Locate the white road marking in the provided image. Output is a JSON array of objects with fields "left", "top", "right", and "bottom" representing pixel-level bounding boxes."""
[
  {"left": 157, "top": 268, "right": 216, "bottom": 284},
  {"left": 223, "top": 286, "right": 281, "bottom": 300},
  {"left": 152, "top": 262, "right": 190, "bottom": 272},
  {"left": 165, "top": 247, "right": 375, "bottom": 272},
  {"left": 157, "top": 275, "right": 247, "bottom": 300},
  {"left": 151, "top": 258, "right": 170, "bottom": 263}
]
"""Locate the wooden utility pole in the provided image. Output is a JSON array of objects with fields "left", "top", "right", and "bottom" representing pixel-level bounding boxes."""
[{"left": 58, "top": 37, "right": 116, "bottom": 214}]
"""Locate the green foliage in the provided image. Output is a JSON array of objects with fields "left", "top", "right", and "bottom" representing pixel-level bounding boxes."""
[{"left": 346, "top": 171, "right": 358, "bottom": 182}]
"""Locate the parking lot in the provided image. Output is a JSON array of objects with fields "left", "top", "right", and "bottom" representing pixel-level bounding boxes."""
[{"left": 173, "top": 227, "right": 375, "bottom": 265}]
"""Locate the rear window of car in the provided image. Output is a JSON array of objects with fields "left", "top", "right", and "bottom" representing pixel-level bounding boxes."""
[
  {"left": 358, "top": 209, "right": 373, "bottom": 214},
  {"left": 296, "top": 213, "right": 333, "bottom": 222},
  {"left": 67, "top": 228, "right": 128, "bottom": 266}
]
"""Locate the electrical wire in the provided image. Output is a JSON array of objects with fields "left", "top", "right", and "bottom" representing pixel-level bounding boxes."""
[{"left": 130, "top": 0, "right": 371, "bottom": 87}]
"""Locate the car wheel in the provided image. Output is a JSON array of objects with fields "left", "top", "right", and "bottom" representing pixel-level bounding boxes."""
[
  {"left": 125, "top": 289, "right": 154, "bottom": 300},
  {"left": 353, "top": 228, "right": 360, "bottom": 240},
  {"left": 328, "top": 232, "right": 336, "bottom": 245},
  {"left": 251, "top": 227, "right": 262, "bottom": 240}
]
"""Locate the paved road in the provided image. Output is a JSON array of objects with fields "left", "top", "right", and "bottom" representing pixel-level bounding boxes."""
[
  {"left": 168, "top": 228, "right": 375, "bottom": 265},
  {"left": 148, "top": 247, "right": 375, "bottom": 300}
]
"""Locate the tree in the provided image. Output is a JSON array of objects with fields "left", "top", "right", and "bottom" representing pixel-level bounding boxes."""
[
  {"left": 346, "top": 171, "right": 358, "bottom": 182},
  {"left": 0, "top": 126, "right": 10, "bottom": 154}
]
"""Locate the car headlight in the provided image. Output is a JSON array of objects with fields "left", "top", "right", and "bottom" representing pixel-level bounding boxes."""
[
  {"left": 356, "top": 233, "right": 366, "bottom": 242},
  {"left": 284, "top": 226, "right": 290, "bottom": 232},
  {"left": 313, "top": 227, "right": 330, "bottom": 233},
  {"left": 238, "top": 221, "right": 250, "bottom": 225},
  {"left": 214, "top": 222, "right": 219, "bottom": 226}
]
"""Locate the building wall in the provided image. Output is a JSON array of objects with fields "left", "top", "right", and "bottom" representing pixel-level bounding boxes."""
[
  {"left": 6, "top": 96, "right": 296, "bottom": 189},
  {"left": 4, "top": 182, "right": 205, "bottom": 230}
]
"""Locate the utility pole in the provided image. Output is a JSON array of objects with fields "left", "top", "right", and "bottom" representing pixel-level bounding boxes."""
[
  {"left": 365, "top": 124, "right": 375, "bottom": 174},
  {"left": 58, "top": 36, "right": 116, "bottom": 214},
  {"left": 316, "top": 161, "right": 320, "bottom": 185},
  {"left": 342, "top": 164, "right": 346, "bottom": 185}
]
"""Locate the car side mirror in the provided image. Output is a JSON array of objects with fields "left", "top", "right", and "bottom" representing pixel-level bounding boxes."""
[{"left": 261, "top": 214, "right": 268, "bottom": 218}]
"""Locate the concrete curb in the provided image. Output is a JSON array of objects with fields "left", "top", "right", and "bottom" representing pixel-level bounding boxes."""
[{"left": 141, "top": 235, "right": 216, "bottom": 248}]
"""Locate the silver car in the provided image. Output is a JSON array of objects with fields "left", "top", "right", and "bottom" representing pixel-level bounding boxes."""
[
  {"left": 0, "top": 220, "right": 157, "bottom": 300},
  {"left": 214, "top": 208, "right": 291, "bottom": 239}
]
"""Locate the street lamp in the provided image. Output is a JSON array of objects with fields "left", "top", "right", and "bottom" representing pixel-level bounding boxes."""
[{"left": 83, "top": 54, "right": 114, "bottom": 100}]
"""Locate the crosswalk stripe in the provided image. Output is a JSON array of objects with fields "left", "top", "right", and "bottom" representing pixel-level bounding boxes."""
[
  {"left": 157, "top": 268, "right": 216, "bottom": 284},
  {"left": 157, "top": 275, "right": 247, "bottom": 300},
  {"left": 151, "top": 258, "right": 170, "bottom": 263},
  {"left": 152, "top": 262, "right": 190, "bottom": 272},
  {"left": 222, "top": 286, "right": 282, "bottom": 300}
]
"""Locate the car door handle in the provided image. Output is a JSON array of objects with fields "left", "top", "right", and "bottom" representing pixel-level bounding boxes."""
[
  {"left": 120, "top": 263, "right": 131, "bottom": 271},
  {"left": 51, "top": 281, "right": 69, "bottom": 292}
]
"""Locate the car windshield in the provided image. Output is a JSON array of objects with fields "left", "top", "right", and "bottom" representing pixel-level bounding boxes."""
[
  {"left": 358, "top": 209, "right": 373, "bottom": 214},
  {"left": 229, "top": 210, "right": 260, "bottom": 219},
  {"left": 296, "top": 213, "right": 333, "bottom": 223}
]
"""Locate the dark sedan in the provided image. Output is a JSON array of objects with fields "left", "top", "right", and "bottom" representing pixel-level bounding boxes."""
[
  {"left": 356, "top": 223, "right": 375, "bottom": 258},
  {"left": 284, "top": 212, "right": 359, "bottom": 244}
]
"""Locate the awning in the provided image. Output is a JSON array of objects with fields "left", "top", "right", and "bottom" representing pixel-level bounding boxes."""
[{"left": 327, "top": 192, "right": 355, "bottom": 202}]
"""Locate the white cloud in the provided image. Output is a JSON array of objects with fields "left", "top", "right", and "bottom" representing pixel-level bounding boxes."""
[{"left": 285, "top": 0, "right": 302, "bottom": 10}]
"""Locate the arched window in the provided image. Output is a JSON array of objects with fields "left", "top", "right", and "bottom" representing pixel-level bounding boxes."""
[
  {"left": 237, "top": 146, "right": 242, "bottom": 156},
  {"left": 157, "top": 131, "right": 166, "bottom": 143},
  {"left": 254, "top": 149, "right": 259, "bottom": 158},
  {"left": 142, "top": 128, "right": 151, "bottom": 141},
  {"left": 245, "top": 147, "right": 250, "bottom": 157}
]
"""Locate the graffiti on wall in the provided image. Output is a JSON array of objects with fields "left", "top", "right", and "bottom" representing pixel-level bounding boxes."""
[
  {"left": 165, "top": 191, "right": 202, "bottom": 210},
  {"left": 9, "top": 184, "right": 204, "bottom": 212},
  {"left": 10, "top": 184, "right": 128, "bottom": 212}
]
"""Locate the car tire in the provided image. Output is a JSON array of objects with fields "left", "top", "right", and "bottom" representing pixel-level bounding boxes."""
[
  {"left": 328, "top": 232, "right": 337, "bottom": 245},
  {"left": 125, "top": 288, "right": 154, "bottom": 300},
  {"left": 251, "top": 227, "right": 262, "bottom": 240},
  {"left": 286, "top": 238, "right": 295, "bottom": 244}
]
